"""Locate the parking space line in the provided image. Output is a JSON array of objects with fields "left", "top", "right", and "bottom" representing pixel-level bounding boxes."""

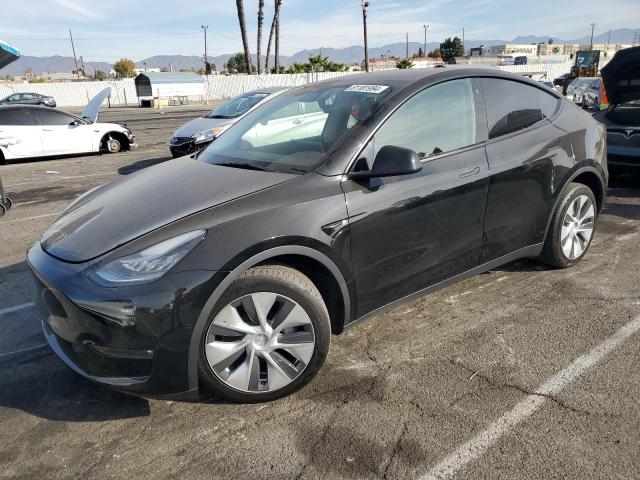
[
  {"left": 6, "top": 172, "right": 114, "bottom": 188},
  {"left": 0, "top": 303, "right": 35, "bottom": 316},
  {"left": 420, "top": 313, "right": 640, "bottom": 480},
  {"left": 0, "top": 343, "right": 47, "bottom": 357},
  {"left": 7, "top": 212, "right": 62, "bottom": 223}
]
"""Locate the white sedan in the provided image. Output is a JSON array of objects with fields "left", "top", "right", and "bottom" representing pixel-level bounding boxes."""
[{"left": 0, "top": 88, "right": 135, "bottom": 163}]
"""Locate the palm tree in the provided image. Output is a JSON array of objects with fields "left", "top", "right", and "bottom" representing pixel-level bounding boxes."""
[
  {"left": 235, "top": 0, "right": 252, "bottom": 74},
  {"left": 264, "top": 0, "right": 282, "bottom": 73},
  {"left": 256, "top": 0, "right": 265, "bottom": 74},
  {"left": 274, "top": 0, "right": 281, "bottom": 72}
]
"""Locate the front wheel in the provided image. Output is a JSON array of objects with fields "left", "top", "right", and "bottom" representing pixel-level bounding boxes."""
[
  {"left": 198, "top": 265, "right": 331, "bottom": 402},
  {"left": 539, "top": 182, "right": 597, "bottom": 268}
]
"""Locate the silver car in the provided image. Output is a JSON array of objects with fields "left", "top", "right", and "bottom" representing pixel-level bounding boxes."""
[
  {"left": 169, "top": 87, "right": 287, "bottom": 157},
  {"left": 566, "top": 77, "right": 598, "bottom": 106}
]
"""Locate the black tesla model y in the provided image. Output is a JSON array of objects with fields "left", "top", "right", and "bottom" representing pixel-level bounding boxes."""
[{"left": 29, "top": 68, "right": 607, "bottom": 402}]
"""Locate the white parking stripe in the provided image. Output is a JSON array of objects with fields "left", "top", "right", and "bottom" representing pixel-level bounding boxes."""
[
  {"left": 6, "top": 212, "right": 62, "bottom": 223},
  {"left": 6, "top": 172, "right": 114, "bottom": 188},
  {"left": 0, "top": 343, "right": 47, "bottom": 357},
  {"left": 420, "top": 313, "right": 640, "bottom": 480},
  {"left": 0, "top": 303, "right": 35, "bottom": 316}
]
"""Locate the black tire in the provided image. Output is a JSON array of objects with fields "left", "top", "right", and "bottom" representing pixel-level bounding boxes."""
[
  {"left": 4, "top": 196, "right": 11, "bottom": 210},
  {"left": 539, "top": 182, "right": 597, "bottom": 268},
  {"left": 198, "top": 265, "right": 331, "bottom": 403},
  {"left": 0, "top": 204, "right": 5, "bottom": 217}
]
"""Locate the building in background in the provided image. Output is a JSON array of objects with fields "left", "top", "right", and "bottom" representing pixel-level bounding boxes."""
[{"left": 490, "top": 44, "right": 538, "bottom": 56}]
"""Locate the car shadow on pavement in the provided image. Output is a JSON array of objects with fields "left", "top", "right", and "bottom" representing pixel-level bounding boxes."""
[
  {"left": 117, "top": 156, "right": 172, "bottom": 175},
  {"left": 0, "top": 349, "right": 151, "bottom": 422}
]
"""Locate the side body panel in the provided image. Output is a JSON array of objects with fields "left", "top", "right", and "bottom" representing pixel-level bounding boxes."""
[
  {"left": 481, "top": 120, "right": 575, "bottom": 261},
  {"left": 343, "top": 146, "right": 490, "bottom": 317}
]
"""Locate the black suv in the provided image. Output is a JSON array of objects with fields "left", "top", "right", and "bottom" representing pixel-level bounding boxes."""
[{"left": 29, "top": 68, "right": 607, "bottom": 402}]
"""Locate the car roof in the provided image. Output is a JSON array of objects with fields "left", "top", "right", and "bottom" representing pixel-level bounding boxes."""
[
  {"left": 295, "top": 65, "right": 553, "bottom": 97},
  {"left": 245, "top": 86, "right": 289, "bottom": 95}
]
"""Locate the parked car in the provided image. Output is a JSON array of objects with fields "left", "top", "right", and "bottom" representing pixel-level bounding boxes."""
[
  {"left": 565, "top": 77, "right": 597, "bottom": 105},
  {"left": 0, "top": 92, "right": 56, "bottom": 108},
  {"left": 169, "top": 87, "right": 287, "bottom": 158},
  {"left": 0, "top": 88, "right": 134, "bottom": 163},
  {"left": 581, "top": 78, "right": 603, "bottom": 110},
  {"left": 593, "top": 46, "right": 640, "bottom": 172},
  {"left": 29, "top": 69, "right": 607, "bottom": 402},
  {"left": 553, "top": 73, "right": 569, "bottom": 87}
]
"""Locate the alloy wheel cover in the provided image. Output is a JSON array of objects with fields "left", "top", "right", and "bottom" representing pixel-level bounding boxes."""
[
  {"left": 560, "top": 194, "right": 595, "bottom": 260},
  {"left": 204, "top": 292, "right": 316, "bottom": 393}
]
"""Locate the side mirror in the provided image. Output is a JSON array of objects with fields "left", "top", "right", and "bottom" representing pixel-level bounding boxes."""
[
  {"left": 349, "top": 145, "right": 422, "bottom": 179},
  {"left": 69, "top": 120, "right": 80, "bottom": 126}
]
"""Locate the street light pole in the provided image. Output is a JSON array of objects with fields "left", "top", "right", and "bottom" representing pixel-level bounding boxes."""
[
  {"left": 201, "top": 25, "right": 209, "bottom": 75},
  {"left": 362, "top": 1, "right": 370, "bottom": 72},
  {"left": 423, "top": 24, "right": 429, "bottom": 58},
  {"left": 590, "top": 23, "right": 596, "bottom": 50}
]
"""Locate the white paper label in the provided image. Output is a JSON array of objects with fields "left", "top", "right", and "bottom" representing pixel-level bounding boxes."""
[{"left": 344, "top": 85, "right": 389, "bottom": 94}]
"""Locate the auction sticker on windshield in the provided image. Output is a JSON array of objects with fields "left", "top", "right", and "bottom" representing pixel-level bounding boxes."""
[{"left": 345, "top": 85, "right": 389, "bottom": 94}]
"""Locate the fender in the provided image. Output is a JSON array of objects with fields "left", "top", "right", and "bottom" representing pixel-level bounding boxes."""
[
  {"left": 186, "top": 245, "right": 351, "bottom": 390},
  {"left": 542, "top": 164, "right": 606, "bottom": 243}
]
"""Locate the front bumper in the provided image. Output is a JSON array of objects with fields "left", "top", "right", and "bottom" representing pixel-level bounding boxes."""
[{"left": 28, "top": 242, "right": 221, "bottom": 396}]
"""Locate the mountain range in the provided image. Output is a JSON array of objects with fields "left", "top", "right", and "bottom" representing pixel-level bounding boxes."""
[{"left": 1, "top": 28, "right": 637, "bottom": 76}]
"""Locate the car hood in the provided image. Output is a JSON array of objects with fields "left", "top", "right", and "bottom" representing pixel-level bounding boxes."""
[
  {"left": 80, "top": 87, "right": 111, "bottom": 123},
  {"left": 173, "top": 116, "right": 234, "bottom": 138},
  {"left": 601, "top": 46, "right": 640, "bottom": 106},
  {"left": 40, "top": 157, "right": 297, "bottom": 263}
]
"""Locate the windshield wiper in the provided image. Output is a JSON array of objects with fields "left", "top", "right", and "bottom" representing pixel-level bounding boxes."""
[
  {"left": 215, "top": 162, "right": 273, "bottom": 172},
  {"left": 205, "top": 114, "right": 234, "bottom": 119}
]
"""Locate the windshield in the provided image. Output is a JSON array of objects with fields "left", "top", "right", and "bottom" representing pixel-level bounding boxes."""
[
  {"left": 205, "top": 93, "right": 269, "bottom": 119},
  {"left": 198, "top": 83, "right": 392, "bottom": 174}
]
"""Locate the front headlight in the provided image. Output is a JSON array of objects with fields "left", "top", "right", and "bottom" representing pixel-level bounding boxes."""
[
  {"left": 192, "top": 126, "right": 227, "bottom": 144},
  {"left": 92, "top": 230, "right": 206, "bottom": 286}
]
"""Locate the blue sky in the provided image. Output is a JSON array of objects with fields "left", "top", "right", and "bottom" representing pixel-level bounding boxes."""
[{"left": 2, "top": 0, "right": 639, "bottom": 61}]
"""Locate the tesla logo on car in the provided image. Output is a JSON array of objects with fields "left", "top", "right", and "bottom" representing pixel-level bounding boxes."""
[{"left": 625, "top": 129, "right": 635, "bottom": 138}]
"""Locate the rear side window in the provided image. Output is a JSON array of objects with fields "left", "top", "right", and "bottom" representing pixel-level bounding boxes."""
[
  {"left": 0, "top": 109, "right": 35, "bottom": 125},
  {"left": 482, "top": 78, "right": 559, "bottom": 139},
  {"left": 373, "top": 78, "right": 477, "bottom": 159},
  {"left": 30, "top": 109, "right": 74, "bottom": 126}
]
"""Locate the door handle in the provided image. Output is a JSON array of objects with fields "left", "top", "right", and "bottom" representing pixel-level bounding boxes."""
[
  {"left": 42, "top": 128, "right": 53, "bottom": 132},
  {"left": 292, "top": 119, "right": 303, "bottom": 125},
  {"left": 459, "top": 166, "right": 480, "bottom": 178}
]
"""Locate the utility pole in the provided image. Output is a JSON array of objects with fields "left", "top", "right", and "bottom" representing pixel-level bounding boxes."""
[
  {"left": 462, "top": 27, "right": 465, "bottom": 55},
  {"left": 201, "top": 25, "right": 209, "bottom": 75},
  {"left": 590, "top": 23, "right": 596, "bottom": 50},
  {"left": 423, "top": 24, "right": 429, "bottom": 58},
  {"left": 68, "top": 28, "right": 80, "bottom": 80},
  {"left": 406, "top": 32, "right": 409, "bottom": 58},
  {"left": 361, "top": 1, "right": 370, "bottom": 72}
]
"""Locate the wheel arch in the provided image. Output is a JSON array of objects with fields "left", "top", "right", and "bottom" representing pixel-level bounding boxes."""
[
  {"left": 187, "top": 245, "right": 352, "bottom": 391},
  {"left": 100, "top": 130, "right": 130, "bottom": 151},
  {"left": 543, "top": 165, "right": 606, "bottom": 243}
]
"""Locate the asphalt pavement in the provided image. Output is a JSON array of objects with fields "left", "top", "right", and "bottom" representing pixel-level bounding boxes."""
[{"left": 1, "top": 105, "right": 639, "bottom": 480}]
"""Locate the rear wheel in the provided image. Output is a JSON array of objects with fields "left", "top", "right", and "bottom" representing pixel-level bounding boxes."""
[
  {"left": 198, "top": 265, "right": 331, "bottom": 402},
  {"left": 539, "top": 182, "right": 597, "bottom": 268}
]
